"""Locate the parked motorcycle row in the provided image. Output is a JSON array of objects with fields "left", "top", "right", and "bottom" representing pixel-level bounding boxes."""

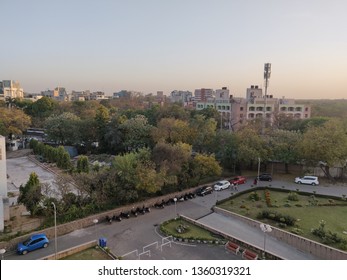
[
  {"left": 105, "top": 206, "right": 150, "bottom": 224},
  {"left": 154, "top": 192, "right": 196, "bottom": 209},
  {"left": 105, "top": 191, "right": 196, "bottom": 223}
]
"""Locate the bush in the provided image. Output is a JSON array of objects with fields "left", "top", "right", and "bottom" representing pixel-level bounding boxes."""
[
  {"left": 248, "top": 192, "right": 260, "bottom": 201},
  {"left": 288, "top": 192, "right": 299, "bottom": 201}
]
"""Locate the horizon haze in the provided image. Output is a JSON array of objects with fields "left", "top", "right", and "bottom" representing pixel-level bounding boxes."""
[{"left": 1, "top": 0, "right": 346, "bottom": 99}]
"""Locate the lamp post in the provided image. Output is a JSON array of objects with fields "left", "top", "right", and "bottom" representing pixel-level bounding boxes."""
[
  {"left": 173, "top": 198, "right": 177, "bottom": 219},
  {"left": 51, "top": 202, "right": 57, "bottom": 260},
  {"left": 93, "top": 219, "right": 98, "bottom": 242},
  {"left": 260, "top": 223, "right": 272, "bottom": 259},
  {"left": 0, "top": 248, "right": 6, "bottom": 260},
  {"left": 257, "top": 157, "right": 261, "bottom": 184}
]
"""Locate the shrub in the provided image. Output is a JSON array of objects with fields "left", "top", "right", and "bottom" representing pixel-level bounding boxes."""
[
  {"left": 248, "top": 192, "right": 260, "bottom": 201},
  {"left": 288, "top": 192, "right": 299, "bottom": 201}
]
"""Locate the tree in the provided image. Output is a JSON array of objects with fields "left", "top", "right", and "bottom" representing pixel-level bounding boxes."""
[
  {"left": 95, "top": 105, "right": 110, "bottom": 152},
  {"left": 268, "top": 129, "right": 302, "bottom": 173},
  {"left": 234, "top": 127, "right": 270, "bottom": 168},
  {"left": 119, "top": 114, "right": 153, "bottom": 151},
  {"left": 299, "top": 119, "right": 347, "bottom": 179},
  {"left": 77, "top": 155, "right": 89, "bottom": 173},
  {"left": 190, "top": 114, "right": 217, "bottom": 153},
  {"left": 17, "top": 172, "right": 42, "bottom": 216},
  {"left": 152, "top": 142, "right": 192, "bottom": 175},
  {"left": 190, "top": 153, "right": 222, "bottom": 185},
  {"left": 44, "top": 112, "right": 81, "bottom": 145},
  {"left": 0, "top": 107, "right": 31, "bottom": 137},
  {"left": 152, "top": 118, "right": 192, "bottom": 144}
]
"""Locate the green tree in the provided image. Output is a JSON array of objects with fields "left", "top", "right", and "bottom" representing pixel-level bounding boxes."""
[
  {"left": 0, "top": 107, "right": 31, "bottom": 137},
  {"left": 152, "top": 118, "right": 192, "bottom": 144},
  {"left": 77, "top": 155, "right": 89, "bottom": 173},
  {"left": 17, "top": 172, "right": 42, "bottom": 216},
  {"left": 299, "top": 119, "right": 347, "bottom": 179},
  {"left": 190, "top": 114, "right": 217, "bottom": 153},
  {"left": 120, "top": 114, "right": 153, "bottom": 151},
  {"left": 234, "top": 127, "right": 270, "bottom": 168},
  {"left": 44, "top": 112, "right": 81, "bottom": 145},
  {"left": 268, "top": 129, "right": 302, "bottom": 173},
  {"left": 190, "top": 153, "right": 222, "bottom": 185},
  {"left": 95, "top": 105, "right": 110, "bottom": 152}
]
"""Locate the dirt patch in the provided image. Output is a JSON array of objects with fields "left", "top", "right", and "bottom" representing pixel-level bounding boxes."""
[
  {"left": 4, "top": 205, "right": 42, "bottom": 235},
  {"left": 6, "top": 149, "right": 32, "bottom": 159}
]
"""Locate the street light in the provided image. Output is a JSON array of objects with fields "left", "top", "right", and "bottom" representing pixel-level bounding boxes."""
[
  {"left": 93, "top": 219, "right": 98, "bottom": 242},
  {"left": 0, "top": 248, "right": 6, "bottom": 260},
  {"left": 51, "top": 202, "right": 57, "bottom": 260},
  {"left": 257, "top": 157, "right": 261, "bottom": 184},
  {"left": 173, "top": 198, "right": 177, "bottom": 219},
  {"left": 260, "top": 223, "right": 272, "bottom": 259}
]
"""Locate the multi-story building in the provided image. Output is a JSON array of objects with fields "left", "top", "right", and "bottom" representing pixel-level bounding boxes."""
[
  {"left": 170, "top": 90, "right": 193, "bottom": 106},
  {"left": 113, "top": 90, "right": 143, "bottom": 99},
  {"left": 195, "top": 85, "right": 311, "bottom": 131},
  {"left": 194, "top": 88, "right": 214, "bottom": 102},
  {"left": 41, "top": 87, "right": 69, "bottom": 101},
  {"left": 0, "top": 80, "right": 24, "bottom": 100}
]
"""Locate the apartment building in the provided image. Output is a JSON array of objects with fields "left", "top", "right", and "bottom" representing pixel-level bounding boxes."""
[
  {"left": 194, "top": 85, "right": 311, "bottom": 131},
  {"left": 170, "top": 90, "right": 193, "bottom": 105},
  {"left": 0, "top": 80, "right": 24, "bottom": 100}
]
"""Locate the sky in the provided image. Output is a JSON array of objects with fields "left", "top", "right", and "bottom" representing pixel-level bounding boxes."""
[{"left": 1, "top": 0, "right": 347, "bottom": 99}]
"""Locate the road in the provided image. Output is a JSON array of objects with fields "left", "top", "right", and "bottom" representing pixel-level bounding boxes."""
[{"left": 3, "top": 174, "right": 347, "bottom": 260}]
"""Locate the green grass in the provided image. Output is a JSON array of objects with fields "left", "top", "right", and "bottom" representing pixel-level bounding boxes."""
[
  {"left": 161, "top": 218, "right": 223, "bottom": 241},
  {"left": 219, "top": 190, "right": 347, "bottom": 250},
  {"left": 61, "top": 246, "right": 114, "bottom": 260}
]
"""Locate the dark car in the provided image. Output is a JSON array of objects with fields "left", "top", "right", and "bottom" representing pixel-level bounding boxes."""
[
  {"left": 196, "top": 186, "right": 213, "bottom": 196},
  {"left": 257, "top": 173, "right": 272, "bottom": 181}
]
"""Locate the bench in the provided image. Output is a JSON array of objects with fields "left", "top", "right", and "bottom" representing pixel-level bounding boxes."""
[
  {"left": 242, "top": 249, "right": 258, "bottom": 260},
  {"left": 225, "top": 241, "right": 240, "bottom": 255}
]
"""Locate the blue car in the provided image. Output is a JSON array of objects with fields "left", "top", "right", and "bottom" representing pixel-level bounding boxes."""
[{"left": 17, "top": 233, "right": 49, "bottom": 255}]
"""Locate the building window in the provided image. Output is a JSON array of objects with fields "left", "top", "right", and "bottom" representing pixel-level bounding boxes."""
[
  {"left": 305, "top": 114, "right": 308, "bottom": 118},
  {"left": 305, "top": 107, "right": 309, "bottom": 111},
  {"left": 266, "top": 106, "right": 271, "bottom": 111},
  {"left": 256, "top": 107, "right": 263, "bottom": 111},
  {"left": 280, "top": 107, "right": 286, "bottom": 111},
  {"left": 288, "top": 107, "right": 294, "bottom": 111},
  {"left": 249, "top": 106, "right": 255, "bottom": 111},
  {"left": 249, "top": 113, "right": 254, "bottom": 118},
  {"left": 240, "top": 107, "right": 244, "bottom": 111},
  {"left": 295, "top": 107, "right": 302, "bottom": 111}
]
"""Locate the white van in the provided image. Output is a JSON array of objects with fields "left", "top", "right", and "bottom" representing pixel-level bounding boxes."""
[{"left": 295, "top": 176, "right": 319, "bottom": 186}]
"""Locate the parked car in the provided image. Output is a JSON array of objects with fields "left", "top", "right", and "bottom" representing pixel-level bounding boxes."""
[
  {"left": 257, "top": 173, "right": 272, "bottom": 181},
  {"left": 230, "top": 176, "right": 247, "bottom": 185},
  {"left": 196, "top": 186, "right": 213, "bottom": 196},
  {"left": 214, "top": 180, "right": 231, "bottom": 191},
  {"left": 17, "top": 233, "right": 49, "bottom": 255},
  {"left": 295, "top": 176, "right": 319, "bottom": 186}
]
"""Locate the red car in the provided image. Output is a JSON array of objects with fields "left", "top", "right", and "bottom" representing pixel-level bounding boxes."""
[{"left": 230, "top": 176, "right": 247, "bottom": 185}]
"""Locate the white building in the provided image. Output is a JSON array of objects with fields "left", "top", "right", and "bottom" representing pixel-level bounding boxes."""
[{"left": 0, "top": 80, "right": 24, "bottom": 100}]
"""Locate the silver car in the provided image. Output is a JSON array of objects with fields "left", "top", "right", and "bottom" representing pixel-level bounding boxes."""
[
  {"left": 295, "top": 176, "right": 319, "bottom": 186},
  {"left": 213, "top": 180, "right": 231, "bottom": 191}
]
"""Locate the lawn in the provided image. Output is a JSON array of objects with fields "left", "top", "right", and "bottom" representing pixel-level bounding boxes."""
[
  {"left": 160, "top": 218, "right": 224, "bottom": 242},
  {"left": 61, "top": 246, "right": 114, "bottom": 260},
  {"left": 218, "top": 189, "right": 347, "bottom": 250}
]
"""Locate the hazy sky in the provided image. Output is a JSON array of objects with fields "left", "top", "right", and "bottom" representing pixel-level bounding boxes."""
[{"left": 1, "top": 0, "right": 346, "bottom": 99}]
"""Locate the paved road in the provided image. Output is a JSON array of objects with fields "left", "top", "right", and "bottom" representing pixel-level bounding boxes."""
[{"left": 4, "top": 163, "right": 347, "bottom": 260}]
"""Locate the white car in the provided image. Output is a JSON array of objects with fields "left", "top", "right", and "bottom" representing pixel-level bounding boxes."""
[
  {"left": 295, "top": 176, "right": 319, "bottom": 186},
  {"left": 214, "top": 180, "right": 231, "bottom": 191}
]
